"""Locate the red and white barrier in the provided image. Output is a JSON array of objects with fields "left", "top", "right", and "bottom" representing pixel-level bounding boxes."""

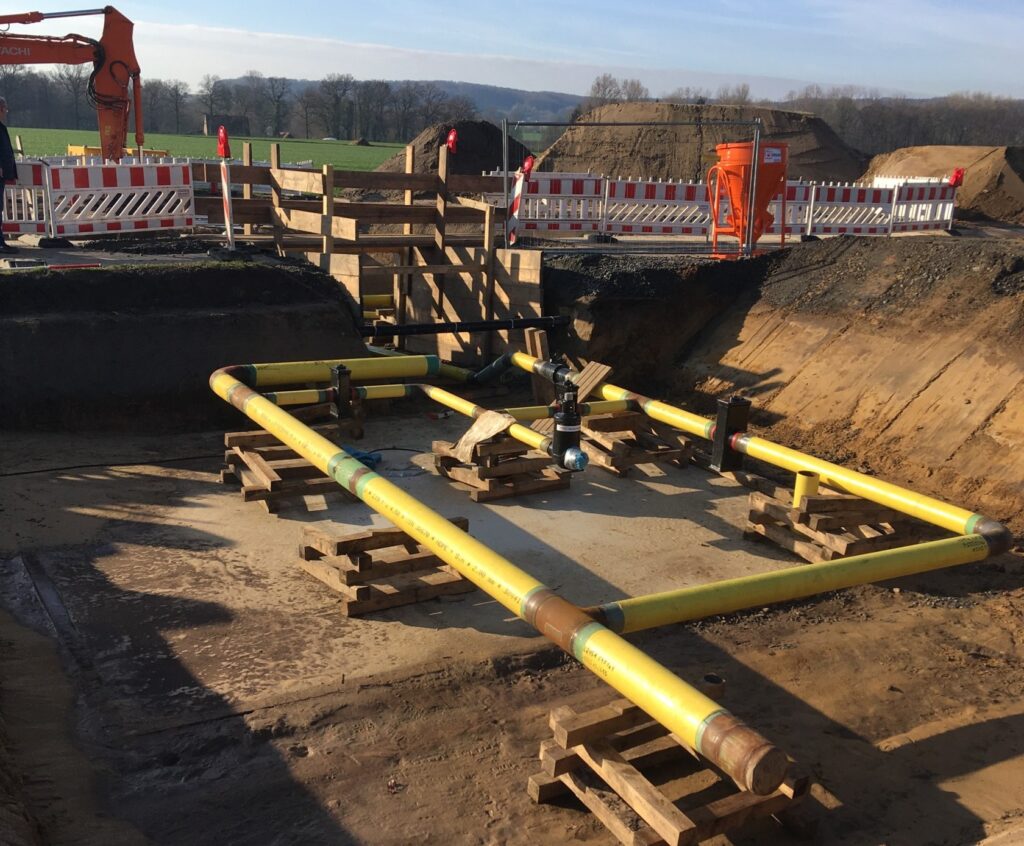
[
  {"left": 47, "top": 162, "right": 194, "bottom": 236},
  {"left": 2, "top": 160, "right": 195, "bottom": 239},
  {"left": 487, "top": 170, "right": 957, "bottom": 242},
  {"left": 1, "top": 162, "right": 49, "bottom": 236}
]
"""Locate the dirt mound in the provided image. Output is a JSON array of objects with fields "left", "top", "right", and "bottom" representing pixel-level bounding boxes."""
[
  {"left": 548, "top": 237, "right": 1024, "bottom": 533},
  {"left": 376, "top": 120, "right": 531, "bottom": 176},
  {"left": 0, "top": 261, "right": 366, "bottom": 430},
  {"left": 535, "top": 102, "right": 867, "bottom": 183},
  {"left": 864, "top": 146, "right": 1024, "bottom": 225},
  {"left": 351, "top": 137, "right": 369, "bottom": 146}
]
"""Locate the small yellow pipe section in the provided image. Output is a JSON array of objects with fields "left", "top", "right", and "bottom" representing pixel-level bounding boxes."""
[
  {"left": 591, "top": 534, "right": 990, "bottom": 634},
  {"left": 263, "top": 388, "right": 332, "bottom": 407},
  {"left": 418, "top": 384, "right": 549, "bottom": 453},
  {"left": 363, "top": 294, "right": 394, "bottom": 308},
  {"left": 792, "top": 470, "right": 820, "bottom": 508},
  {"left": 209, "top": 364, "right": 787, "bottom": 794}
]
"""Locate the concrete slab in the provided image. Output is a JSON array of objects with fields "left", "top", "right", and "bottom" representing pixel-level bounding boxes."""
[{"left": 0, "top": 411, "right": 791, "bottom": 731}]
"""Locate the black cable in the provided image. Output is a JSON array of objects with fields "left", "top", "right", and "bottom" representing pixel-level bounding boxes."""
[{"left": 0, "top": 453, "right": 223, "bottom": 478}]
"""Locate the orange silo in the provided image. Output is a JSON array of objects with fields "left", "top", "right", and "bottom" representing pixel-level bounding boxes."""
[{"left": 707, "top": 141, "right": 788, "bottom": 256}]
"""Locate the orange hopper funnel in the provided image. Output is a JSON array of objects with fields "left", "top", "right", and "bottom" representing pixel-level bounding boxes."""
[{"left": 708, "top": 141, "right": 788, "bottom": 254}]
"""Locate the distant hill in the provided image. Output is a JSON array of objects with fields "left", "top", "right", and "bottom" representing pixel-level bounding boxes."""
[
  {"left": 412, "top": 80, "right": 582, "bottom": 122},
  {"left": 232, "top": 77, "right": 582, "bottom": 123}
]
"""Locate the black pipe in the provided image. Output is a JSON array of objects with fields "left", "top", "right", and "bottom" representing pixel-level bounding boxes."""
[{"left": 361, "top": 316, "right": 568, "bottom": 338}]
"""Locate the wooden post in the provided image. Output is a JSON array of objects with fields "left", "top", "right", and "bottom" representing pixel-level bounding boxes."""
[
  {"left": 242, "top": 142, "right": 253, "bottom": 237},
  {"left": 270, "top": 143, "right": 283, "bottom": 255},
  {"left": 321, "top": 164, "right": 335, "bottom": 257},
  {"left": 524, "top": 329, "right": 556, "bottom": 404},
  {"left": 399, "top": 143, "right": 415, "bottom": 350},
  {"left": 435, "top": 143, "right": 449, "bottom": 251},
  {"left": 483, "top": 205, "right": 497, "bottom": 359}
]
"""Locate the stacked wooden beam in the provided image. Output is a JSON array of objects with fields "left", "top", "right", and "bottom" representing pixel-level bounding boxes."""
[
  {"left": 298, "top": 519, "right": 476, "bottom": 617},
  {"left": 529, "top": 699, "right": 810, "bottom": 846},
  {"left": 433, "top": 436, "right": 570, "bottom": 502}
]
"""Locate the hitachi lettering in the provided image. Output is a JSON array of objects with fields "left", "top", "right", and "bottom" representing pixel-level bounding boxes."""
[{"left": 0, "top": 46, "right": 32, "bottom": 57}]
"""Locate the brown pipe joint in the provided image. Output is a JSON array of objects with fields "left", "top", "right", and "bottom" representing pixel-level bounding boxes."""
[
  {"left": 699, "top": 711, "right": 789, "bottom": 796},
  {"left": 521, "top": 588, "right": 595, "bottom": 654}
]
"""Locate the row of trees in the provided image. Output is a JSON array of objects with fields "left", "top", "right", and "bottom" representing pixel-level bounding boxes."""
[
  {"left": 578, "top": 73, "right": 1024, "bottom": 153},
  {"left": 0, "top": 66, "right": 477, "bottom": 141}
]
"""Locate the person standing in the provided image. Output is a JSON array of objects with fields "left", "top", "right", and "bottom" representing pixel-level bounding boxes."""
[{"left": 0, "top": 97, "right": 18, "bottom": 254}]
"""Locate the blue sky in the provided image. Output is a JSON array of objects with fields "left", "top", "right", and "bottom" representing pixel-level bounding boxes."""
[{"left": 52, "top": 1, "right": 1024, "bottom": 97}]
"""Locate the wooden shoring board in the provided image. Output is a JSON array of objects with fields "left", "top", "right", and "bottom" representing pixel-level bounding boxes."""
[
  {"left": 297, "top": 517, "right": 475, "bottom": 615},
  {"left": 748, "top": 491, "right": 905, "bottom": 557},
  {"left": 530, "top": 700, "right": 810, "bottom": 846},
  {"left": 580, "top": 415, "right": 688, "bottom": 478},
  {"left": 432, "top": 437, "right": 570, "bottom": 502},
  {"left": 531, "top": 359, "right": 613, "bottom": 436}
]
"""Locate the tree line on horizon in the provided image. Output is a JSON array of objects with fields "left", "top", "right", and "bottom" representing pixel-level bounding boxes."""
[
  {"left": 0, "top": 67, "right": 478, "bottom": 142},
  {"left": 2, "top": 63, "right": 1023, "bottom": 156},
  {"left": 582, "top": 74, "right": 1024, "bottom": 154}
]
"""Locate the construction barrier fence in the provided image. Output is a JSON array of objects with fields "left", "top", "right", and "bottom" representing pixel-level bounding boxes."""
[
  {"left": 488, "top": 172, "right": 957, "bottom": 240},
  {"left": 1, "top": 158, "right": 195, "bottom": 239}
]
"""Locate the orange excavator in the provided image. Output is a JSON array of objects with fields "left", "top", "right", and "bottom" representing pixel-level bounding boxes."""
[{"left": 0, "top": 6, "right": 143, "bottom": 161}]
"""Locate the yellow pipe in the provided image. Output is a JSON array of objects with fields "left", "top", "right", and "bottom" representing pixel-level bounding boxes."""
[
  {"left": 507, "top": 351, "right": 1010, "bottom": 549},
  {"left": 503, "top": 399, "right": 636, "bottom": 421},
  {"left": 363, "top": 294, "right": 393, "bottom": 308},
  {"left": 418, "top": 384, "right": 549, "bottom": 453},
  {"left": 263, "top": 388, "right": 332, "bottom": 407},
  {"left": 589, "top": 534, "right": 989, "bottom": 634},
  {"left": 737, "top": 435, "right": 979, "bottom": 536},
  {"left": 792, "top": 470, "right": 819, "bottom": 508},
  {"left": 231, "top": 355, "right": 444, "bottom": 388},
  {"left": 209, "top": 365, "right": 789, "bottom": 795}
]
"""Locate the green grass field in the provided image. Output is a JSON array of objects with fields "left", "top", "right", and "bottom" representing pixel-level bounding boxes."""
[{"left": 10, "top": 126, "right": 406, "bottom": 170}]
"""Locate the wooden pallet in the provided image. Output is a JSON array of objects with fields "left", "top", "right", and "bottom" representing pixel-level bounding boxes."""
[
  {"left": 581, "top": 413, "right": 692, "bottom": 477},
  {"left": 744, "top": 484, "right": 926, "bottom": 564},
  {"left": 432, "top": 436, "right": 570, "bottom": 502},
  {"left": 219, "top": 418, "right": 361, "bottom": 514},
  {"left": 529, "top": 699, "right": 810, "bottom": 846},
  {"left": 299, "top": 518, "right": 476, "bottom": 616}
]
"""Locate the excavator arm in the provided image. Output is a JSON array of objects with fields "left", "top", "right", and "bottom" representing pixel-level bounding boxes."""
[{"left": 0, "top": 7, "right": 143, "bottom": 161}]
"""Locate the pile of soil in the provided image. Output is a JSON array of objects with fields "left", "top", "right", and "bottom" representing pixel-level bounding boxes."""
[
  {"left": 535, "top": 102, "right": 867, "bottom": 183},
  {"left": 375, "top": 120, "right": 531, "bottom": 177},
  {"left": 0, "top": 261, "right": 366, "bottom": 430},
  {"left": 863, "top": 146, "right": 1024, "bottom": 225},
  {"left": 546, "top": 236, "right": 1024, "bottom": 534}
]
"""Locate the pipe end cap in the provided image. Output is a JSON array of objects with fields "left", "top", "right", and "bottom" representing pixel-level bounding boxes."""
[{"left": 562, "top": 447, "right": 588, "bottom": 472}]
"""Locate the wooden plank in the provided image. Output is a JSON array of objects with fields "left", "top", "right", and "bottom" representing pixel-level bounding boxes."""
[
  {"left": 362, "top": 263, "right": 482, "bottom": 276},
  {"left": 398, "top": 143, "right": 415, "bottom": 350},
  {"left": 468, "top": 470, "right": 570, "bottom": 502},
  {"left": 584, "top": 412, "right": 648, "bottom": 433},
  {"left": 552, "top": 699, "right": 649, "bottom": 748},
  {"left": 331, "top": 202, "right": 483, "bottom": 225},
  {"left": 342, "top": 571, "right": 475, "bottom": 616},
  {"left": 300, "top": 549, "right": 450, "bottom": 586},
  {"left": 574, "top": 361, "right": 614, "bottom": 403},
  {"left": 234, "top": 446, "right": 283, "bottom": 491},
  {"left": 321, "top": 164, "right": 335, "bottom": 256},
  {"left": 304, "top": 516, "right": 468, "bottom": 556},
  {"left": 474, "top": 455, "right": 553, "bottom": 479},
  {"left": 803, "top": 509, "right": 902, "bottom": 532},
  {"left": 435, "top": 143, "right": 449, "bottom": 250},
  {"left": 241, "top": 475, "right": 348, "bottom": 504},
  {"left": 524, "top": 328, "right": 556, "bottom": 405},
  {"left": 192, "top": 162, "right": 273, "bottom": 186},
  {"left": 571, "top": 740, "right": 694, "bottom": 846},
  {"left": 270, "top": 167, "right": 324, "bottom": 194},
  {"left": 559, "top": 768, "right": 667, "bottom": 846},
  {"left": 448, "top": 174, "right": 505, "bottom": 194},
  {"left": 242, "top": 142, "right": 253, "bottom": 236},
  {"left": 273, "top": 206, "right": 358, "bottom": 241},
  {"left": 331, "top": 170, "right": 438, "bottom": 192},
  {"left": 795, "top": 493, "right": 870, "bottom": 513},
  {"left": 745, "top": 519, "right": 832, "bottom": 564}
]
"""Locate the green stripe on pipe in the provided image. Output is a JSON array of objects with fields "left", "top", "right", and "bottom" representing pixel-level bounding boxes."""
[
  {"left": 520, "top": 585, "right": 547, "bottom": 620},
  {"left": 570, "top": 622, "right": 605, "bottom": 662},
  {"left": 426, "top": 356, "right": 440, "bottom": 376},
  {"left": 965, "top": 514, "right": 983, "bottom": 534},
  {"left": 694, "top": 708, "right": 729, "bottom": 752}
]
